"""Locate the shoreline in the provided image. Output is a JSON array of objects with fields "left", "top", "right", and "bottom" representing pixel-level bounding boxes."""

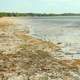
[{"left": 0, "top": 17, "right": 80, "bottom": 80}]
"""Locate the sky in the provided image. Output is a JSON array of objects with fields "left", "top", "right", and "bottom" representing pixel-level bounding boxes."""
[{"left": 0, "top": 0, "right": 80, "bottom": 13}]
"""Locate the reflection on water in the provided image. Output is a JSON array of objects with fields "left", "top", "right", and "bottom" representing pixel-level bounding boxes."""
[{"left": 17, "top": 16, "right": 80, "bottom": 59}]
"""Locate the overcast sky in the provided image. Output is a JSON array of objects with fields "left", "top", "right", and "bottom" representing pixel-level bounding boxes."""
[{"left": 0, "top": 0, "right": 80, "bottom": 13}]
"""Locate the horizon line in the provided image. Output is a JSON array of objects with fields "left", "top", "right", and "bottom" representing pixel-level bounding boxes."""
[{"left": 0, "top": 12, "right": 80, "bottom": 14}]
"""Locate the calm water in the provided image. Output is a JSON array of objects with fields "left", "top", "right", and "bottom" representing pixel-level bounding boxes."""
[
  {"left": 17, "top": 16, "right": 80, "bottom": 55},
  {"left": 19, "top": 16, "right": 80, "bottom": 42}
]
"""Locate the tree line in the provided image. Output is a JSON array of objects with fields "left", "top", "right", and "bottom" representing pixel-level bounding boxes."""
[{"left": 0, "top": 12, "right": 80, "bottom": 17}]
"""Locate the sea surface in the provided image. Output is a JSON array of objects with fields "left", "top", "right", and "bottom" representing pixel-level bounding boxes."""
[{"left": 16, "top": 16, "right": 80, "bottom": 58}]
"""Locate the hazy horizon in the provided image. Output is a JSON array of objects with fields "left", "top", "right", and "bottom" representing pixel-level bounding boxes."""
[{"left": 0, "top": 0, "right": 80, "bottom": 13}]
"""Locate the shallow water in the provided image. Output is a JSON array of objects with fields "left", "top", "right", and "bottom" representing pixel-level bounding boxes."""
[
  {"left": 16, "top": 16, "right": 80, "bottom": 57},
  {"left": 20, "top": 16, "right": 80, "bottom": 43}
]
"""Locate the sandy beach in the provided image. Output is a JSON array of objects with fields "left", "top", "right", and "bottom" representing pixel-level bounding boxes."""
[{"left": 0, "top": 17, "right": 80, "bottom": 80}]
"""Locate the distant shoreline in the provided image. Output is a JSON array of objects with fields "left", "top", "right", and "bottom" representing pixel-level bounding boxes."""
[{"left": 0, "top": 12, "right": 80, "bottom": 17}]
